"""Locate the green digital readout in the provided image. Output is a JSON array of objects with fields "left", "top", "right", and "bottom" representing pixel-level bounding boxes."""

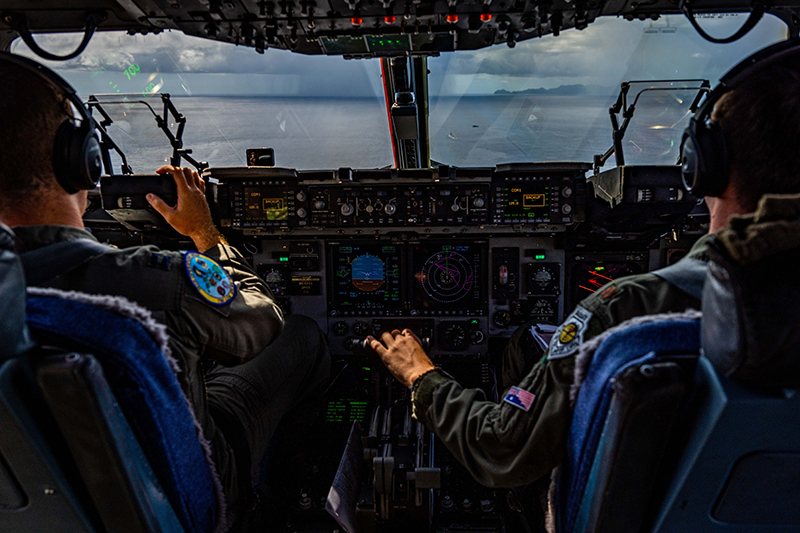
[
  {"left": 324, "top": 400, "right": 368, "bottom": 423},
  {"left": 365, "top": 35, "right": 411, "bottom": 52}
]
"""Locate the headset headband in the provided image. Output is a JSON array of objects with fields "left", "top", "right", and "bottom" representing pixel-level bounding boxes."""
[
  {"left": 695, "top": 38, "right": 800, "bottom": 123},
  {"left": 0, "top": 51, "right": 93, "bottom": 127}
]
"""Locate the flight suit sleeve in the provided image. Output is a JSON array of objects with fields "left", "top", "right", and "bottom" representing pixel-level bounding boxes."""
[
  {"left": 172, "top": 243, "right": 285, "bottom": 367},
  {"left": 411, "top": 313, "right": 606, "bottom": 488}
]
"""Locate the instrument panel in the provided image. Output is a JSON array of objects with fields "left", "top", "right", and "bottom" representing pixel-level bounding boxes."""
[{"left": 207, "top": 163, "right": 586, "bottom": 234}]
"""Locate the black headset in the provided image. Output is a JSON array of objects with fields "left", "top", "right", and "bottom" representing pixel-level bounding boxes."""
[
  {"left": 681, "top": 38, "right": 800, "bottom": 197},
  {"left": 0, "top": 52, "right": 102, "bottom": 194}
]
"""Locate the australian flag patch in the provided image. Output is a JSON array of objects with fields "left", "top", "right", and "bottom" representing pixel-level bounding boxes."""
[{"left": 503, "top": 386, "right": 536, "bottom": 412}]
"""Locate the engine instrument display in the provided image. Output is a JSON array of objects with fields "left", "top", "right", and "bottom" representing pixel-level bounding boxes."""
[
  {"left": 571, "top": 262, "right": 643, "bottom": 303},
  {"left": 331, "top": 243, "right": 402, "bottom": 315},
  {"left": 411, "top": 242, "right": 486, "bottom": 316},
  {"left": 244, "top": 187, "right": 288, "bottom": 221}
]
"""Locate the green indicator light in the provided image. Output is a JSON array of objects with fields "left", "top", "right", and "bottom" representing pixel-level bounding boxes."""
[
  {"left": 383, "top": 246, "right": 395, "bottom": 253},
  {"left": 535, "top": 254, "right": 546, "bottom": 260},
  {"left": 471, "top": 319, "right": 479, "bottom": 324},
  {"left": 279, "top": 257, "right": 289, "bottom": 262},
  {"left": 595, "top": 267, "right": 605, "bottom": 271}
]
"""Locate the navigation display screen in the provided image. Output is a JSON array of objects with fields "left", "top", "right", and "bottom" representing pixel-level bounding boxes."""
[
  {"left": 244, "top": 187, "right": 288, "bottom": 221},
  {"left": 331, "top": 244, "right": 402, "bottom": 314},
  {"left": 411, "top": 242, "right": 486, "bottom": 316}
]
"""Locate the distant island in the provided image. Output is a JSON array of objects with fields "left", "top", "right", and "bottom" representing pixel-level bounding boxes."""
[{"left": 494, "top": 84, "right": 614, "bottom": 96}]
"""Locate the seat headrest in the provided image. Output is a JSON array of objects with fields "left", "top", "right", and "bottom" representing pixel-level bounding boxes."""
[
  {"left": 0, "top": 223, "right": 31, "bottom": 361},
  {"left": 702, "top": 239, "right": 800, "bottom": 389}
]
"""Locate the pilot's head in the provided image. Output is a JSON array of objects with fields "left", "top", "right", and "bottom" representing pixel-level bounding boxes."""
[
  {"left": 708, "top": 53, "right": 800, "bottom": 214},
  {"left": 0, "top": 58, "right": 88, "bottom": 226}
]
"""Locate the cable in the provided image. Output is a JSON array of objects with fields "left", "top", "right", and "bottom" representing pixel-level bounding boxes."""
[
  {"left": 5, "top": 11, "right": 101, "bottom": 61},
  {"left": 680, "top": 0, "right": 766, "bottom": 44}
]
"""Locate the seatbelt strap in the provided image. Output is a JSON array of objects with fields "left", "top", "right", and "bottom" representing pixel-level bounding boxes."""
[
  {"left": 651, "top": 257, "right": 708, "bottom": 300},
  {"left": 21, "top": 239, "right": 111, "bottom": 286}
]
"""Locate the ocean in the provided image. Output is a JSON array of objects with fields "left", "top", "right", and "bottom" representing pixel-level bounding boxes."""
[{"left": 101, "top": 94, "right": 688, "bottom": 174}]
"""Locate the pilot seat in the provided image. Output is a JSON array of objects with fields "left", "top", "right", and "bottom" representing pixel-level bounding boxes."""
[
  {"left": 0, "top": 222, "right": 224, "bottom": 533},
  {"left": 556, "top": 239, "right": 800, "bottom": 532}
]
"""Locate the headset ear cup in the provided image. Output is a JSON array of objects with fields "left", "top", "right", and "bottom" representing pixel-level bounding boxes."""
[
  {"left": 52, "top": 118, "right": 101, "bottom": 193},
  {"left": 702, "top": 119, "right": 729, "bottom": 197},
  {"left": 681, "top": 118, "right": 729, "bottom": 198},
  {"left": 681, "top": 127, "right": 702, "bottom": 193},
  {"left": 53, "top": 119, "right": 79, "bottom": 194}
]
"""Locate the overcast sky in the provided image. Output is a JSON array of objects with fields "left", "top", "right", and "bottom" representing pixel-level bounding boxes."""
[{"left": 11, "top": 13, "right": 786, "bottom": 97}]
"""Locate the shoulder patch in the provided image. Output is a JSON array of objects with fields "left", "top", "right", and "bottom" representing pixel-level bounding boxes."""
[
  {"left": 547, "top": 305, "right": 593, "bottom": 360},
  {"left": 183, "top": 251, "right": 236, "bottom": 306},
  {"left": 503, "top": 386, "right": 536, "bottom": 412}
]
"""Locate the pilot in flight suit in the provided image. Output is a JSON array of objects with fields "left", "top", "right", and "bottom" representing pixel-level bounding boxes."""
[
  {"left": 13, "top": 180, "right": 330, "bottom": 516},
  {"left": 407, "top": 232, "right": 714, "bottom": 488},
  {"left": 370, "top": 41, "right": 800, "bottom": 502}
]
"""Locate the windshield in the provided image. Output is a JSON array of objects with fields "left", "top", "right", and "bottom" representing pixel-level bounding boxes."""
[
  {"left": 11, "top": 14, "right": 787, "bottom": 172},
  {"left": 427, "top": 13, "right": 787, "bottom": 169},
  {"left": 11, "top": 33, "right": 394, "bottom": 172}
]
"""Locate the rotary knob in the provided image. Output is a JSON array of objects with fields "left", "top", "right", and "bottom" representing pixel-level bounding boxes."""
[
  {"left": 451, "top": 203, "right": 460, "bottom": 212},
  {"left": 472, "top": 197, "right": 485, "bottom": 208},
  {"left": 385, "top": 203, "right": 397, "bottom": 215},
  {"left": 493, "top": 310, "right": 511, "bottom": 328},
  {"left": 341, "top": 203, "right": 354, "bottom": 216},
  {"left": 296, "top": 191, "right": 307, "bottom": 202},
  {"left": 313, "top": 200, "right": 326, "bottom": 210},
  {"left": 296, "top": 208, "right": 307, "bottom": 218}
]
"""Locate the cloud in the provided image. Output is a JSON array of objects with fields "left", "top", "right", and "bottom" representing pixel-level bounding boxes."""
[{"left": 10, "top": 12, "right": 788, "bottom": 97}]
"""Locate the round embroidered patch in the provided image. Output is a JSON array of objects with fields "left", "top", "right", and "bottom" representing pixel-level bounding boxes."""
[{"left": 183, "top": 251, "right": 236, "bottom": 306}]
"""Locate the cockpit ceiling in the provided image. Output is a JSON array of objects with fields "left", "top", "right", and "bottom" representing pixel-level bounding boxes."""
[{"left": 1, "top": 0, "right": 798, "bottom": 57}]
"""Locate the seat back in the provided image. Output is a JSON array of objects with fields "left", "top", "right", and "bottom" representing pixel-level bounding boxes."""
[
  {"left": 556, "top": 314, "right": 701, "bottom": 533},
  {"left": 25, "top": 290, "right": 221, "bottom": 533},
  {"left": 651, "top": 357, "right": 800, "bottom": 532},
  {"left": 650, "top": 237, "right": 800, "bottom": 531}
]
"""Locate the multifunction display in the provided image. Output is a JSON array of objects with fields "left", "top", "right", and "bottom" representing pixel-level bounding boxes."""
[
  {"left": 411, "top": 242, "right": 486, "bottom": 316},
  {"left": 330, "top": 243, "right": 402, "bottom": 315},
  {"left": 244, "top": 187, "right": 289, "bottom": 221},
  {"left": 571, "top": 262, "right": 643, "bottom": 303}
]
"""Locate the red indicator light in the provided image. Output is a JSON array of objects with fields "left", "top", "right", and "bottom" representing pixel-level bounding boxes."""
[
  {"left": 446, "top": 13, "right": 459, "bottom": 23},
  {"left": 351, "top": 17, "right": 363, "bottom": 26},
  {"left": 480, "top": 12, "right": 492, "bottom": 21},
  {"left": 384, "top": 15, "right": 396, "bottom": 24}
]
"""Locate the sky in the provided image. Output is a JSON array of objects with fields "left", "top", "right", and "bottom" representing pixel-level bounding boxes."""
[{"left": 11, "top": 13, "right": 787, "bottom": 98}]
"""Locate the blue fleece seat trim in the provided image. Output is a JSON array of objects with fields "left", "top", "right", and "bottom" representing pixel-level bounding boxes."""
[
  {"left": 26, "top": 295, "right": 216, "bottom": 533},
  {"left": 557, "top": 318, "right": 701, "bottom": 533}
]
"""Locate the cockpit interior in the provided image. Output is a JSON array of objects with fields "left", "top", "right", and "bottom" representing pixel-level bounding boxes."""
[{"left": 2, "top": 0, "right": 800, "bottom": 532}]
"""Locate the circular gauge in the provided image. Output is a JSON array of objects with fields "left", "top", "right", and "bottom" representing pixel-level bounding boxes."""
[
  {"left": 529, "top": 297, "right": 557, "bottom": 322},
  {"left": 441, "top": 323, "right": 468, "bottom": 351},
  {"left": 351, "top": 254, "right": 385, "bottom": 292},
  {"left": 418, "top": 251, "right": 475, "bottom": 303},
  {"left": 528, "top": 263, "right": 559, "bottom": 294},
  {"left": 261, "top": 268, "right": 287, "bottom": 296}
]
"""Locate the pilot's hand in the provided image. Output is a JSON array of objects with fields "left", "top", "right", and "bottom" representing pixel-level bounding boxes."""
[
  {"left": 368, "top": 329, "right": 435, "bottom": 389},
  {"left": 148, "top": 165, "right": 226, "bottom": 252}
]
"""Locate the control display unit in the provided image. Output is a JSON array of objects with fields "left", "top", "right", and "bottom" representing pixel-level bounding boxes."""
[
  {"left": 411, "top": 242, "right": 486, "bottom": 316},
  {"left": 492, "top": 176, "right": 572, "bottom": 224},
  {"left": 330, "top": 243, "right": 403, "bottom": 316},
  {"left": 244, "top": 187, "right": 288, "bottom": 221}
]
